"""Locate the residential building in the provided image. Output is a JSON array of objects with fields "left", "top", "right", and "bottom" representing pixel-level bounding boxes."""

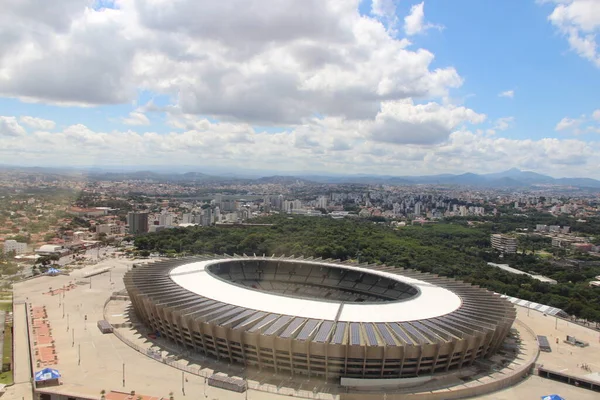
[
  {"left": 158, "top": 211, "right": 174, "bottom": 227},
  {"left": 3, "top": 239, "right": 27, "bottom": 255},
  {"left": 127, "top": 212, "right": 149, "bottom": 235},
  {"left": 96, "top": 224, "right": 125, "bottom": 236},
  {"left": 202, "top": 208, "right": 212, "bottom": 226},
  {"left": 181, "top": 213, "right": 193, "bottom": 224},
  {"left": 414, "top": 202, "right": 422, "bottom": 216},
  {"left": 316, "top": 196, "right": 328, "bottom": 209},
  {"left": 491, "top": 234, "right": 517, "bottom": 254}
]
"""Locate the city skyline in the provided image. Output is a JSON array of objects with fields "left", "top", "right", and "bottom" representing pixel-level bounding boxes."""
[{"left": 1, "top": 1, "right": 600, "bottom": 178}]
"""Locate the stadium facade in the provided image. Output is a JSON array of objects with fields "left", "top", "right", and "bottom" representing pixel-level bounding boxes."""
[{"left": 124, "top": 255, "right": 516, "bottom": 379}]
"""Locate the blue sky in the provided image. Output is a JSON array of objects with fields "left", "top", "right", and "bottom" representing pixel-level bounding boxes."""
[{"left": 1, "top": 0, "right": 599, "bottom": 177}]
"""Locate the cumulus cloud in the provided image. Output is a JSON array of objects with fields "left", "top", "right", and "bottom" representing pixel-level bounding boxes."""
[
  {"left": 19, "top": 116, "right": 56, "bottom": 130},
  {"left": 122, "top": 111, "right": 150, "bottom": 126},
  {"left": 555, "top": 116, "right": 583, "bottom": 131},
  {"left": 498, "top": 90, "right": 515, "bottom": 98},
  {"left": 0, "top": 116, "right": 27, "bottom": 137},
  {"left": 404, "top": 2, "right": 442, "bottom": 36},
  {"left": 493, "top": 117, "right": 515, "bottom": 131},
  {"left": 0, "top": 0, "right": 462, "bottom": 124},
  {"left": 1, "top": 115, "right": 599, "bottom": 177},
  {"left": 371, "top": 0, "right": 399, "bottom": 33},
  {"left": 555, "top": 111, "right": 600, "bottom": 134},
  {"left": 543, "top": 0, "right": 600, "bottom": 67},
  {"left": 369, "top": 100, "right": 486, "bottom": 145}
]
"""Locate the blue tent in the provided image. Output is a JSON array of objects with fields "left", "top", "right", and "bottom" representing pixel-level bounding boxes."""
[
  {"left": 541, "top": 395, "right": 565, "bottom": 400},
  {"left": 35, "top": 368, "right": 61, "bottom": 382},
  {"left": 47, "top": 268, "right": 60, "bottom": 275}
]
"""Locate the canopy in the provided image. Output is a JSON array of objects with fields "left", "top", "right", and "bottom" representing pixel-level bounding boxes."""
[
  {"left": 47, "top": 268, "right": 60, "bottom": 275},
  {"left": 35, "top": 368, "right": 61, "bottom": 382},
  {"left": 541, "top": 395, "right": 565, "bottom": 400}
]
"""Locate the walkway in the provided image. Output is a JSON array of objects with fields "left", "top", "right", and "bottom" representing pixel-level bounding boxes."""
[
  {"left": 3, "top": 302, "right": 33, "bottom": 400},
  {"left": 0, "top": 310, "right": 5, "bottom": 366}
]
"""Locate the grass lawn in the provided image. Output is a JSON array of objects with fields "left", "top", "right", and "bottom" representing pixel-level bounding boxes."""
[
  {"left": 536, "top": 250, "right": 553, "bottom": 259},
  {"left": 0, "top": 301, "right": 12, "bottom": 385}
]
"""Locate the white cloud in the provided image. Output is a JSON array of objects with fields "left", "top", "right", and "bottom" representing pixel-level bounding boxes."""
[
  {"left": 369, "top": 100, "right": 486, "bottom": 145},
  {"left": 494, "top": 116, "right": 515, "bottom": 131},
  {"left": 0, "top": 0, "right": 461, "bottom": 124},
  {"left": 555, "top": 116, "right": 583, "bottom": 131},
  {"left": 544, "top": 0, "right": 600, "bottom": 67},
  {"left": 2, "top": 114, "right": 600, "bottom": 178},
  {"left": 404, "top": 2, "right": 442, "bottom": 36},
  {"left": 554, "top": 111, "right": 600, "bottom": 134},
  {"left": 19, "top": 116, "right": 56, "bottom": 130},
  {"left": 0, "top": 116, "right": 26, "bottom": 137},
  {"left": 371, "top": 0, "right": 399, "bottom": 33},
  {"left": 498, "top": 90, "right": 515, "bottom": 98},
  {"left": 371, "top": 0, "right": 396, "bottom": 18},
  {"left": 122, "top": 111, "right": 150, "bottom": 126}
]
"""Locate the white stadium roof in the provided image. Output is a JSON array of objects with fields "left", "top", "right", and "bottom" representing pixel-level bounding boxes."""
[{"left": 170, "top": 258, "right": 463, "bottom": 323}]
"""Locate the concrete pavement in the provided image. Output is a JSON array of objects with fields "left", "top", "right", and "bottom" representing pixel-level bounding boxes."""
[{"left": 10, "top": 256, "right": 600, "bottom": 400}]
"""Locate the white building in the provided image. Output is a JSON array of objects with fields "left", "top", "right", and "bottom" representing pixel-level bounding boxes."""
[
  {"left": 96, "top": 224, "right": 124, "bottom": 235},
  {"left": 316, "top": 196, "right": 328, "bottom": 209},
  {"left": 3, "top": 239, "right": 27, "bottom": 255},
  {"left": 491, "top": 234, "right": 517, "bottom": 254},
  {"left": 36, "top": 244, "right": 65, "bottom": 256},
  {"left": 535, "top": 224, "right": 548, "bottom": 232},
  {"left": 181, "top": 213, "right": 193, "bottom": 224},
  {"left": 414, "top": 202, "right": 422, "bottom": 216},
  {"left": 159, "top": 212, "right": 174, "bottom": 227}
]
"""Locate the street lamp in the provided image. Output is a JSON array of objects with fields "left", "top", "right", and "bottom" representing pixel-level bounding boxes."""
[{"left": 181, "top": 371, "right": 185, "bottom": 396}]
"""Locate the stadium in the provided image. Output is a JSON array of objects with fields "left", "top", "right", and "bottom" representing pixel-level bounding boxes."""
[{"left": 124, "top": 255, "right": 516, "bottom": 380}]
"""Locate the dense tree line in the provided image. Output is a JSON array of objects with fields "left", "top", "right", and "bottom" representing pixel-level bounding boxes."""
[{"left": 134, "top": 216, "right": 600, "bottom": 322}]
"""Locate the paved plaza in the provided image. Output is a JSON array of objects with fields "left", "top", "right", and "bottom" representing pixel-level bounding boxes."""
[{"left": 8, "top": 257, "right": 600, "bottom": 400}]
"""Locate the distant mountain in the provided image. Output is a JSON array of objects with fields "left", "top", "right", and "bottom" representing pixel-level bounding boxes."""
[
  {"left": 293, "top": 169, "right": 600, "bottom": 188},
  {"left": 84, "top": 170, "right": 238, "bottom": 183},
  {"left": 3, "top": 165, "right": 600, "bottom": 189},
  {"left": 256, "top": 176, "right": 315, "bottom": 185}
]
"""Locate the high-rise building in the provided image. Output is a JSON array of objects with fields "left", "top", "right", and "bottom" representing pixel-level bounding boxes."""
[
  {"left": 159, "top": 211, "right": 174, "bottom": 227},
  {"left": 490, "top": 234, "right": 517, "bottom": 254},
  {"left": 127, "top": 212, "right": 149, "bottom": 235},
  {"left": 316, "top": 196, "right": 328, "bottom": 209},
  {"left": 414, "top": 202, "right": 422, "bottom": 216},
  {"left": 202, "top": 208, "right": 213, "bottom": 226},
  {"left": 181, "top": 213, "right": 193, "bottom": 224}
]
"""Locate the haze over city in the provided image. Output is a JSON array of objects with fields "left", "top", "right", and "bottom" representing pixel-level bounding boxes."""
[{"left": 1, "top": 0, "right": 600, "bottom": 177}]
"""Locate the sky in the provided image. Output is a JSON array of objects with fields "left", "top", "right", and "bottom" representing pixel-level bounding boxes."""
[{"left": 1, "top": 0, "right": 600, "bottom": 178}]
